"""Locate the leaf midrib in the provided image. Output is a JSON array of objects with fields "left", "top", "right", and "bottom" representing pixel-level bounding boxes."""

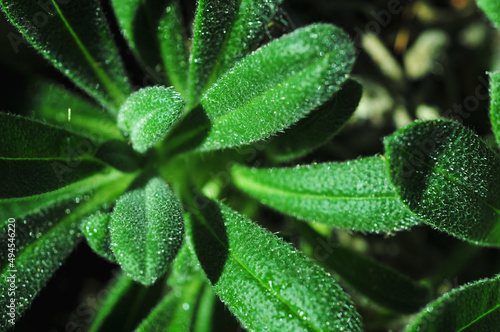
[
  {"left": 233, "top": 168, "right": 399, "bottom": 203},
  {"left": 456, "top": 302, "right": 500, "bottom": 332},
  {"left": 190, "top": 207, "right": 323, "bottom": 332}
]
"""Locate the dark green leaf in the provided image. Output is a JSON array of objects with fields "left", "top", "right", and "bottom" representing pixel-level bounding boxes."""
[
  {"left": 117, "top": 86, "right": 185, "bottom": 153},
  {"left": 384, "top": 120, "right": 500, "bottom": 246},
  {"left": 111, "top": 0, "right": 167, "bottom": 72},
  {"left": 88, "top": 273, "right": 165, "bottom": 332},
  {"left": 266, "top": 79, "right": 362, "bottom": 162},
  {"left": 81, "top": 212, "right": 115, "bottom": 262},
  {"left": 28, "top": 81, "right": 122, "bottom": 141},
  {"left": 158, "top": 0, "right": 189, "bottom": 96},
  {"left": 94, "top": 140, "right": 143, "bottom": 173},
  {"left": 0, "top": 0, "right": 131, "bottom": 112},
  {"left": 110, "top": 177, "right": 185, "bottom": 285},
  {"left": 186, "top": 197, "right": 363, "bottom": 331},
  {"left": 404, "top": 274, "right": 500, "bottom": 332},
  {"left": 198, "top": 23, "right": 356, "bottom": 151},
  {"left": 477, "top": 0, "right": 500, "bottom": 27},
  {"left": 490, "top": 71, "right": 500, "bottom": 145},
  {"left": 231, "top": 157, "right": 419, "bottom": 232},
  {"left": 298, "top": 223, "right": 431, "bottom": 313},
  {"left": 0, "top": 172, "right": 134, "bottom": 325}
]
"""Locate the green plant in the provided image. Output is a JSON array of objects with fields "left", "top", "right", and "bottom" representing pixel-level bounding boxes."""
[{"left": 1, "top": 0, "right": 500, "bottom": 331}]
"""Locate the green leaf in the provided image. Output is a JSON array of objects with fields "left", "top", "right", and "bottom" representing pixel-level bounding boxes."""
[
  {"left": 110, "top": 177, "right": 185, "bottom": 285},
  {"left": 117, "top": 86, "right": 185, "bottom": 153},
  {"left": 28, "top": 80, "right": 123, "bottom": 141},
  {"left": 298, "top": 223, "right": 431, "bottom": 313},
  {"left": 490, "top": 71, "right": 500, "bottom": 145},
  {"left": 477, "top": 0, "right": 500, "bottom": 27},
  {"left": 158, "top": 0, "right": 189, "bottom": 96},
  {"left": 88, "top": 273, "right": 165, "bottom": 332},
  {"left": 94, "top": 139, "right": 143, "bottom": 173},
  {"left": 81, "top": 212, "right": 116, "bottom": 262},
  {"left": 384, "top": 120, "right": 500, "bottom": 246},
  {"left": 186, "top": 197, "right": 363, "bottom": 331},
  {"left": 0, "top": 0, "right": 131, "bottom": 113},
  {"left": 404, "top": 274, "right": 500, "bottom": 332},
  {"left": 0, "top": 169, "right": 125, "bottom": 222},
  {"left": 135, "top": 246, "right": 209, "bottom": 332},
  {"left": 198, "top": 23, "right": 356, "bottom": 151},
  {"left": 0, "top": 112, "right": 108, "bottom": 198},
  {"left": 111, "top": 0, "right": 166, "bottom": 72},
  {"left": 231, "top": 156, "right": 419, "bottom": 232},
  {"left": 0, "top": 172, "right": 134, "bottom": 325},
  {"left": 266, "top": 79, "right": 362, "bottom": 162}
]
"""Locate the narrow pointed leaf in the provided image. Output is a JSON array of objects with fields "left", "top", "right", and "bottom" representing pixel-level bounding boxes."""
[
  {"left": 404, "top": 274, "right": 500, "bottom": 332},
  {"left": 81, "top": 212, "right": 115, "bottom": 262},
  {"left": 187, "top": 0, "right": 238, "bottom": 106},
  {"left": 197, "top": 23, "right": 355, "bottom": 151},
  {"left": 111, "top": 0, "right": 168, "bottom": 72},
  {"left": 88, "top": 273, "right": 165, "bottom": 332},
  {"left": 0, "top": 112, "right": 107, "bottom": 198},
  {"left": 0, "top": 0, "right": 131, "bottom": 112},
  {"left": 186, "top": 198, "right": 363, "bottom": 331},
  {"left": 28, "top": 81, "right": 122, "bottom": 141},
  {"left": 117, "top": 86, "right": 185, "bottom": 153},
  {"left": 266, "top": 79, "right": 362, "bottom": 162},
  {"left": 110, "top": 177, "right": 185, "bottom": 285},
  {"left": 384, "top": 120, "right": 500, "bottom": 246},
  {"left": 477, "top": 0, "right": 500, "bottom": 27},
  {"left": 299, "top": 223, "right": 431, "bottom": 313},
  {"left": 232, "top": 157, "right": 419, "bottom": 232},
  {"left": 490, "top": 71, "right": 500, "bottom": 145},
  {"left": 158, "top": 0, "right": 189, "bottom": 95},
  {"left": 0, "top": 172, "right": 133, "bottom": 325}
]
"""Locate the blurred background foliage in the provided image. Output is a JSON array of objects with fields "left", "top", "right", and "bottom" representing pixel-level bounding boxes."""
[{"left": 1, "top": 0, "right": 499, "bottom": 331}]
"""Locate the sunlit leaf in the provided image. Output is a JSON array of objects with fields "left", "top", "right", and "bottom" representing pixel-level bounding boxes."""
[
  {"left": 232, "top": 157, "right": 419, "bottom": 232},
  {"left": 385, "top": 120, "right": 500, "bottom": 246}
]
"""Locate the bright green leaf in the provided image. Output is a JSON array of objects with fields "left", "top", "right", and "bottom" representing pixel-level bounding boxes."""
[
  {"left": 298, "top": 223, "right": 431, "bottom": 313},
  {"left": 88, "top": 273, "right": 165, "bottom": 332},
  {"left": 404, "top": 274, "right": 500, "bottom": 332},
  {"left": 266, "top": 79, "right": 362, "bottom": 162},
  {"left": 231, "top": 156, "right": 419, "bottom": 232},
  {"left": 81, "top": 212, "right": 116, "bottom": 262},
  {"left": 490, "top": 71, "right": 500, "bottom": 145},
  {"left": 384, "top": 120, "right": 500, "bottom": 246},
  {"left": 198, "top": 23, "right": 356, "bottom": 150},
  {"left": 0, "top": 0, "right": 131, "bottom": 112},
  {"left": 28, "top": 80, "right": 122, "bottom": 141},
  {"left": 117, "top": 86, "right": 185, "bottom": 153},
  {"left": 110, "top": 177, "right": 185, "bottom": 285},
  {"left": 158, "top": 0, "right": 189, "bottom": 96},
  {"left": 477, "top": 0, "right": 500, "bottom": 27},
  {"left": 186, "top": 197, "right": 363, "bottom": 331}
]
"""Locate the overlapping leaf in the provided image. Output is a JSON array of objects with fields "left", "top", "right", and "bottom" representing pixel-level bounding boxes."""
[
  {"left": 0, "top": 0, "right": 131, "bottom": 112},
  {"left": 490, "top": 71, "right": 500, "bottom": 145},
  {"left": 477, "top": 0, "right": 500, "bottom": 27},
  {"left": 405, "top": 274, "right": 500, "bottom": 331},
  {"left": 385, "top": 120, "right": 500, "bottom": 246},
  {"left": 81, "top": 212, "right": 115, "bottom": 262},
  {"left": 0, "top": 112, "right": 107, "bottom": 198},
  {"left": 187, "top": 197, "right": 363, "bottom": 331},
  {"left": 186, "top": 0, "right": 283, "bottom": 107},
  {"left": 266, "top": 79, "right": 362, "bottom": 162},
  {"left": 232, "top": 156, "right": 419, "bottom": 232},
  {"left": 110, "top": 177, "right": 185, "bottom": 285},
  {"left": 117, "top": 86, "right": 185, "bottom": 153}
]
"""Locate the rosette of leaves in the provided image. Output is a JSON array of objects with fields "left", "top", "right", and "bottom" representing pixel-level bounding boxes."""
[{"left": 0, "top": 0, "right": 371, "bottom": 330}]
